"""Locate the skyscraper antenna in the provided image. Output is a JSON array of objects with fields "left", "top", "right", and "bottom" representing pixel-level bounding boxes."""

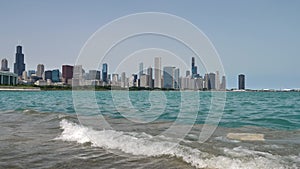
[{"left": 17, "top": 40, "right": 22, "bottom": 45}]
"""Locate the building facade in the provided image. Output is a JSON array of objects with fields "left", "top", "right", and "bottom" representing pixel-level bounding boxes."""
[
  {"left": 62, "top": 65, "right": 73, "bottom": 84},
  {"left": 36, "top": 64, "right": 44, "bottom": 78},
  {"left": 154, "top": 57, "right": 161, "bottom": 88},
  {"left": 163, "top": 66, "right": 174, "bottom": 89},
  {"left": 14, "top": 45, "right": 26, "bottom": 76},
  {"left": 1, "top": 58, "right": 9, "bottom": 71},
  {"left": 0, "top": 71, "right": 18, "bottom": 85},
  {"left": 238, "top": 74, "right": 245, "bottom": 90}
]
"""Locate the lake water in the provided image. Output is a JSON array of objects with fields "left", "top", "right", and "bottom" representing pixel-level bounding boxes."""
[{"left": 0, "top": 91, "right": 299, "bottom": 168}]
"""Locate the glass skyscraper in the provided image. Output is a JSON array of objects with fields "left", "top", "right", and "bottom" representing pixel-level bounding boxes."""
[
  {"left": 14, "top": 45, "right": 26, "bottom": 76},
  {"left": 238, "top": 74, "right": 245, "bottom": 90},
  {"left": 102, "top": 63, "right": 108, "bottom": 83},
  {"left": 163, "top": 66, "right": 174, "bottom": 89}
]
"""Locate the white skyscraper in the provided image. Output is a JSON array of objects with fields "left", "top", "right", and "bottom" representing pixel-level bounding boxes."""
[
  {"left": 215, "top": 71, "right": 220, "bottom": 90},
  {"left": 154, "top": 57, "right": 161, "bottom": 88},
  {"left": 139, "top": 62, "right": 143, "bottom": 79}
]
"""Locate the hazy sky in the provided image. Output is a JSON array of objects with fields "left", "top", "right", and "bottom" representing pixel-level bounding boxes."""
[{"left": 0, "top": 0, "right": 299, "bottom": 89}]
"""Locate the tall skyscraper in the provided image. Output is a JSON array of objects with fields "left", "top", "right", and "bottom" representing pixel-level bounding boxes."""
[
  {"left": 174, "top": 68, "right": 180, "bottom": 89},
  {"left": 238, "top": 74, "right": 245, "bottom": 90},
  {"left": 36, "top": 64, "right": 44, "bottom": 78},
  {"left": 102, "top": 63, "right": 108, "bottom": 83},
  {"left": 220, "top": 75, "right": 226, "bottom": 90},
  {"left": 62, "top": 65, "right": 73, "bottom": 84},
  {"left": 14, "top": 45, "right": 26, "bottom": 76},
  {"left": 139, "top": 62, "right": 143, "bottom": 79},
  {"left": 163, "top": 66, "right": 174, "bottom": 89},
  {"left": 147, "top": 67, "right": 153, "bottom": 88},
  {"left": 121, "top": 72, "right": 126, "bottom": 88},
  {"left": 215, "top": 71, "right": 220, "bottom": 90},
  {"left": 154, "top": 57, "right": 161, "bottom": 88},
  {"left": 191, "top": 57, "right": 197, "bottom": 78},
  {"left": 208, "top": 73, "right": 216, "bottom": 90},
  {"left": 1, "top": 58, "right": 9, "bottom": 71}
]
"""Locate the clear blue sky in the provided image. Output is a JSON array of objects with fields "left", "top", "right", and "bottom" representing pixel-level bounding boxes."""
[{"left": 0, "top": 0, "right": 299, "bottom": 89}]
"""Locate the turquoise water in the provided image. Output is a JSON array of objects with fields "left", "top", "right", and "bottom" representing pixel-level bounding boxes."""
[
  {"left": 0, "top": 91, "right": 299, "bottom": 168},
  {"left": 1, "top": 91, "right": 299, "bottom": 130}
]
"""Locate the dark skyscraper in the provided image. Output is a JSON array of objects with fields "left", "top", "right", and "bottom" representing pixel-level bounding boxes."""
[
  {"left": 44, "top": 70, "right": 52, "bottom": 80},
  {"left": 191, "top": 57, "right": 197, "bottom": 78},
  {"left": 102, "top": 63, "right": 108, "bottom": 83},
  {"left": 238, "top": 74, "right": 245, "bottom": 90},
  {"left": 14, "top": 45, "right": 26, "bottom": 76},
  {"left": 62, "top": 65, "right": 73, "bottom": 84}
]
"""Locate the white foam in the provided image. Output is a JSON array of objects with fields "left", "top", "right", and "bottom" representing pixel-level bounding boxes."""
[{"left": 56, "top": 119, "right": 288, "bottom": 169}]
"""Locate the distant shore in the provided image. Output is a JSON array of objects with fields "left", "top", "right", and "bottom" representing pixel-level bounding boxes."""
[{"left": 1, "top": 85, "right": 299, "bottom": 92}]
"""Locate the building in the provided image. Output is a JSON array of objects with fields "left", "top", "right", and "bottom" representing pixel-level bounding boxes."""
[
  {"left": 44, "top": 70, "right": 52, "bottom": 81},
  {"left": 28, "top": 70, "right": 35, "bottom": 78},
  {"left": 121, "top": 72, "right": 126, "bottom": 88},
  {"left": 174, "top": 68, "right": 180, "bottom": 89},
  {"left": 191, "top": 57, "right": 197, "bottom": 78},
  {"left": 163, "top": 66, "right": 174, "bottom": 89},
  {"left": 238, "top": 74, "right": 245, "bottom": 90},
  {"left": 73, "top": 65, "right": 84, "bottom": 86},
  {"left": 52, "top": 69, "right": 60, "bottom": 82},
  {"left": 14, "top": 45, "right": 26, "bottom": 76},
  {"left": 195, "top": 78, "right": 203, "bottom": 90},
  {"left": 215, "top": 71, "right": 220, "bottom": 90},
  {"left": 139, "top": 62, "right": 143, "bottom": 79},
  {"left": 186, "top": 70, "right": 190, "bottom": 77},
  {"left": 147, "top": 67, "right": 153, "bottom": 88},
  {"left": 102, "top": 63, "right": 108, "bottom": 83},
  {"left": 36, "top": 64, "right": 44, "bottom": 78},
  {"left": 139, "top": 74, "right": 149, "bottom": 88},
  {"left": 208, "top": 73, "right": 216, "bottom": 90},
  {"left": 0, "top": 71, "right": 18, "bottom": 85},
  {"left": 88, "top": 70, "right": 100, "bottom": 80},
  {"left": 62, "top": 65, "right": 73, "bottom": 84},
  {"left": 22, "top": 71, "right": 28, "bottom": 80},
  {"left": 154, "top": 57, "right": 161, "bottom": 88},
  {"left": 111, "top": 73, "right": 119, "bottom": 86},
  {"left": 220, "top": 76, "right": 226, "bottom": 90},
  {"left": 1, "top": 58, "right": 9, "bottom": 71}
]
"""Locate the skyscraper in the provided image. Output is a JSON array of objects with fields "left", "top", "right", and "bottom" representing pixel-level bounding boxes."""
[
  {"left": 44, "top": 70, "right": 52, "bottom": 80},
  {"left": 102, "top": 63, "right": 108, "bottom": 83},
  {"left": 14, "top": 45, "right": 26, "bottom": 76},
  {"left": 163, "top": 66, "right": 174, "bottom": 89},
  {"left": 174, "top": 68, "right": 180, "bottom": 89},
  {"left": 139, "top": 62, "right": 143, "bottom": 79},
  {"left": 1, "top": 58, "right": 9, "bottom": 71},
  {"left": 62, "top": 65, "right": 73, "bottom": 84},
  {"left": 52, "top": 69, "right": 60, "bottom": 82},
  {"left": 220, "top": 76, "right": 226, "bottom": 90},
  {"left": 208, "top": 73, "right": 216, "bottom": 90},
  {"left": 154, "top": 57, "right": 161, "bottom": 88},
  {"left": 36, "top": 64, "right": 44, "bottom": 78},
  {"left": 215, "top": 71, "right": 220, "bottom": 90},
  {"left": 238, "top": 74, "right": 245, "bottom": 90},
  {"left": 191, "top": 57, "right": 197, "bottom": 78},
  {"left": 147, "top": 67, "right": 153, "bottom": 88}
]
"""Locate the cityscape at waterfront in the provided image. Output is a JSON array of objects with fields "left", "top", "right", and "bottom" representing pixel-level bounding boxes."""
[{"left": 1, "top": 45, "right": 229, "bottom": 91}]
